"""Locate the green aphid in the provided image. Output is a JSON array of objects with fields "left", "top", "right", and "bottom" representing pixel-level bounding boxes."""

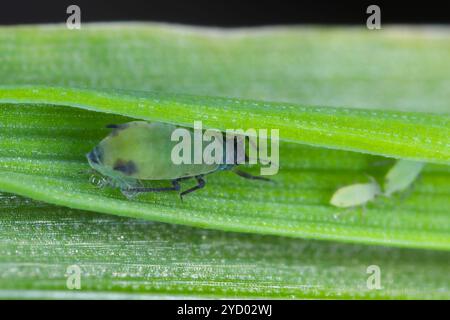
[
  {"left": 384, "top": 159, "right": 425, "bottom": 196},
  {"left": 86, "top": 121, "right": 269, "bottom": 199},
  {"left": 330, "top": 159, "right": 425, "bottom": 209},
  {"left": 330, "top": 177, "right": 381, "bottom": 208}
]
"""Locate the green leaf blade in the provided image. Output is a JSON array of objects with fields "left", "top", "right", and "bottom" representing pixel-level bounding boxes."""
[
  {"left": 1, "top": 194, "right": 449, "bottom": 299},
  {"left": 1, "top": 86, "right": 449, "bottom": 164},
  {"left": 0, "top": 102, "right": 449, "bottom": 250},
  {"left": 0, "top": 24, "right": 449, "bottom": 299},
  {"left": 2, "top": 24, "right": 450, "bottom": 113}
]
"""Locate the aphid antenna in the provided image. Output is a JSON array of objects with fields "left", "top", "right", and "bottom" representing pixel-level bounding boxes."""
[
  {"left": 349, "top": 174, "right": 378, "bottom": 186},
  {"left": 364, "top": 174, "right": 383, "bottom": 193},
  {"left": 232, "top": 168, "right": 275, "bottom": 183},
  {"left": 245, "top": 135, "right": 278, "bottom": 168}
]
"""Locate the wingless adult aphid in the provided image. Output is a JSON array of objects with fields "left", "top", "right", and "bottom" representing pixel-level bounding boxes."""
[{"left": 86, "top": 121, "right": 270, "bottom": 199}]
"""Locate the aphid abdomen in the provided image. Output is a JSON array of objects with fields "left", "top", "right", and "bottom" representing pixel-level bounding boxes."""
[
  {"left": 330, "top": 179, "right": 381, "bottom": 208},
  {"left": 98, "top": 121, "right": 220, "bottom": 180}
]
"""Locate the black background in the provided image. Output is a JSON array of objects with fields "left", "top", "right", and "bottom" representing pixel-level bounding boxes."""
[{"left": 0, "top": 0, "right": 449, "bottom": 26}]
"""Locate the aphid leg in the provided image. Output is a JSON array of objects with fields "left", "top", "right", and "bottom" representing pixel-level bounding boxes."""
[
  {"left": 333, "top": 208, "right": 355, "bottom": 220},
  {"left": 232, "top": 168, "right": 272, "bottom": 182},
  {"left": 360, "top": 205, "right": 366, "bottom": 220},
  {"left": 121, "top": 180, "right": 181, "bottom": 199},
  {"left": 125, "top": 179, "right": 181, "bottom": 193},
  {"left": 179, "top": 176, "right": 206, "bottom": 200},
  {"left": 334, "top": 206, "right": 368, "bottom": 221}
]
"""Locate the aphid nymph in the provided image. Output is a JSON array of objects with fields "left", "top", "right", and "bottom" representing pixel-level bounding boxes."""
[
  {"left": 330, "top": 177, "right": 381, "bottom": 208},
  {"left": 330, "top": 159, "right": 425, "bottom": 209},
  {"left": 383, "top": 159, "right": 425, "bottom": 196},
  {"left": 87, "top": 121, "right": 270, "bottom": 199}
]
